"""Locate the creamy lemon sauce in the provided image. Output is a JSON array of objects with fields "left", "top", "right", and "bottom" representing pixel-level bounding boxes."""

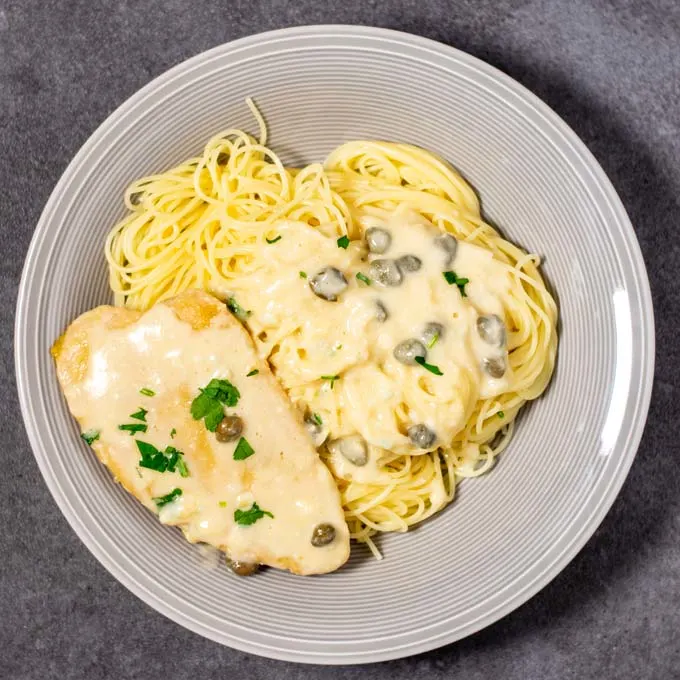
[
  {"left": 56, "top": 297, "right": 349, "bottom": 575},
  {"left": 222, "top": 208, "right": 514, "bottom": 480},
  {"left": 103, "top": 128, "right": 558, "bottom": 554}
]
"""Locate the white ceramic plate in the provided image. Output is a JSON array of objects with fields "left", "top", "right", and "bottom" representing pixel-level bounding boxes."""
[{"left": 15, "top": 26, "right": 654, "bottom": 664}]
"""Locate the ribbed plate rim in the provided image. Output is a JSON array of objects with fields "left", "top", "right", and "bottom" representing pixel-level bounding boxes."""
[{"left": 15, "top": 25, "right": 655, "bottom": 664}]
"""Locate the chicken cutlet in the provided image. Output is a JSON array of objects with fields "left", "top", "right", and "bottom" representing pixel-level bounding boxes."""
[{"left": 51, "top": 289, "right": 350, "bottom": 575}]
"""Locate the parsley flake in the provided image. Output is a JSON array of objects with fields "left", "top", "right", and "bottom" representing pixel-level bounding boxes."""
[
  {"left": 356, "top": 272, "right": 371, "bottom": 285},
  {"left": 299, "top": 271, "right": 307, "bottom": 279},
  {"left": 81, "top": 430, "right": 100, "bottom": 445},
  {"left": 140, "top": 388, "right": 155, "bottom": 397},
  {"left": 136, "top": 440, "right": 165, "bottom": 471},
  {"left": 118, "top": 423, "right": 148, "bottom": 435},
  {"left": 170, "top": 428, "right": 177, "bottom": 439},
  {"left": 206, "top": 407, "right": 225, "bottom": 432},
  {"left": 136, "top": 440, "right": 189, "bottom": 476},
  {"left": 443, "top": 270, "right": 470, "bottom": 297},
  {"left": 175, "top": 456, "right": 189, "bottom": 478},
  {"left": 321, "top": 374, "right": 340, "bottom": 389},
  {"left": 226, "top": 297, "right": 252, "bottom": 321},
  {"left": 191, "top": 379, "right": 240, "bottom": 432},
  {"left": 234, "top": 502, "right": 274, "bottom": 526},
  {"left": 336, "top": 235, "right": 350, "bottom": 249},
  {"left": 130, "top": 407, "right": 148, "bottom": 422},
  {"left": 202, "top": 380, "right": 240, "bottom": 404},
  {"left": 312, "top": 413, "right": 323, "bottom": 426},
  {"left": 498, "top": 411, "right": 505, "bottom": 419},
  {"left": 153, "top": 488, "right": 182, "bottom": 508},
  {"left": 246, "top": 369, "right": 259, "bottom": 377},
  {"left": 427, "top": 333, "right": 439, "bottom": 349},
  {"left": 233, "top": 437, "right": 255, "bottom": 461},
  {"left": 265, "top": 235, "right": 282, "bottom": 244},
  {"left": 414, "top": 356, "right": 444, "bottom": 376},
  {"left": 219, "top": 501, "right": 227, "bottom": 508}
]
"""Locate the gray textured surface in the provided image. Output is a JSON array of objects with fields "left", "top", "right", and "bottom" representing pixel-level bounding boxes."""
[{"left": 1, "top": 1, "right": 678, "bottom": 678}]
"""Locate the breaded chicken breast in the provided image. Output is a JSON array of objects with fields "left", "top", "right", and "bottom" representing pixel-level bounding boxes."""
[{"left": 51, "top": 290, "right": 350, "bottom": 575}]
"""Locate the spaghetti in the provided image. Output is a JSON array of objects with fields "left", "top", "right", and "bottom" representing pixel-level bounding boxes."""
[{"left": 106, "top": 102, "right": 557, "bottom": 557}]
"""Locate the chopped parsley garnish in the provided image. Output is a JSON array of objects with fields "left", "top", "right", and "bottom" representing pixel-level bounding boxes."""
[
  {"left": 191, "top": 378, "right": 241, "bottom": 432},
  {"left": 139, "top": 387, "right": 155, "bottom": 397},
  {"left": 246, "top": 369, "right": 259, "bottom": 377},
  {"left": 336, "top": 235, "right": 350, "bottom": 249},
  {"left": 118, "top": 423, "right": 148, "bottom": 435},
  {"left": 414, "top": 356, "right": 444, "bottom": 376},
  {"left": 81, "top": 430, "right": 100, "bottom": 446},
  {"left": 233, "top": 437, "right": 255, "bottom": 461},
  {"left": 137, "top": 440, "right": 165, "bottom": 470},
  {"left": 321, "top": 374, "right": 340, "bottom": 389},
  {"left": 165, "top": 446, "right": 189, "bottom": 477},
  {"left": 299, "top": 271, "right": 307, "bottom": 279},
  {"left": 265, "top": 235, "right": 282, "bottom": 244},
  {"left": 204, "top": 408, "right": 225, "bottom": 432},
  {"left": 130, "top": 407, "right": 148, "bottom": 422},
  {"left": 136, "top": 440, "right": 189, "bottom": 475},
  {"left": 226, "top": 297, "right": 252, "bottom": 321},
  {"left": 498, "top": 411, "right": 505, "bottom": 419},
  {"left": 170, "top": 428, "right": 177, "bottom": 439},
  {"left": 204, "top": 380, "right": 240, "bottom": 405},
  {"left": 234, "top": 502, "right": 274, "bottom": 526},
  {"left": 175, "top": 456, "right": 189, "bottom": 478},
  {"left": 219, "top": 501, "right": 227, "bottom": 508},
  {"left": 312, "top": 413, "right": 323, "bottom": 426},
  {"left": 443, "top": 270, "right": 470, "bottom": 297},
  {"left": 427, "top": 333, "right": 439, "bottom": 349},
  {"left": 356, "top": 272, "right": 371, "bottom": 285},
  {"left": 153, "top": 488, "right": 182, "bottom": 508}
]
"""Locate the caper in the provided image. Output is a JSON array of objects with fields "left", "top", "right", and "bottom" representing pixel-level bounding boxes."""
[
  {"left": 226, "top": 557, "right": 259, "bottom": 576},
  {"left": 396, "top": 254, "right": 422, "bottom": 272},
  {"left": 422, "top": 322, "right": 445, "bottom": 347},
  {"left": 216, "top": 415, "right": 243, "bottom": 442},
  {"left": 129, "top": 191, "right": 143, "bottom": 206},
  {"left": 408, "top": 424, "right": 437, "bottom": 449},
  {"left": 393, "top": 339, "right": 427, "bottom": 366},
  {"left": 311, "top": 523, "right": 336, "bottom": 547},
  {"left": 368, "top": 259, "right": 403, "bottom": 287},
  {"left": 482, "top": 356, "right": 507, "bottom": 379},
  {"left": 304, "top": 413, "right": 327, "bottom": 447},
  {"left": 375, "top": 300, "right": 389, "bottom": 322},
  {"left": 476, "top": 314, "right": 506, "bottom": 347},
  {"left": 309, "top": 267, "right": 348, "bottom": 301},
  {"left": 328, "top": 435, "right": 368, "bottom": 466},
  {"left": 435, "top": 233, "right": 458, "bottom": 264},
  {"left": 365, "top": 227, "right": 392, "bottom": 254}
]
